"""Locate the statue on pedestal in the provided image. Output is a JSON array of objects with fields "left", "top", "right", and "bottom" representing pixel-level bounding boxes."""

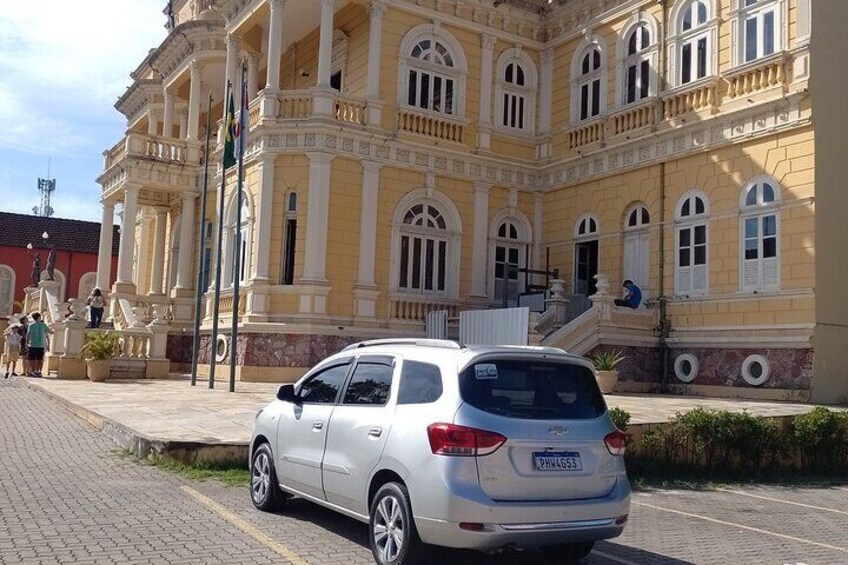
[
  {"left": 46, "top": 248, "right": 57, "bottom": 281},
  {"left": 30, "top": 254, "right": 41, "bottom": 287}
]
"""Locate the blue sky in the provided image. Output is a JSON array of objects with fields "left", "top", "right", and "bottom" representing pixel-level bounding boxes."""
[{"left": 0, "top": 1, "right": 167, "bottom": 222}]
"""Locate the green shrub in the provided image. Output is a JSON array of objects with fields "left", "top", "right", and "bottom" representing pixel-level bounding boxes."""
[
  {"left": 608, "top": 407, "right": 631, "bottom": 431},
  {"left": 592, "top": 350, "right": 625, "bottom": 371},
  {"left": 791, "top": 407, "right": 848, "bottom": 470},
  {"left": 80, "top": 331, "right": 120, "bottom": 361}
]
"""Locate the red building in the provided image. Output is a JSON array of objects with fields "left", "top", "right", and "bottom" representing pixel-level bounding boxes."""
[{"left": 0, "top": 212, "right": 119, "bottom": 319}]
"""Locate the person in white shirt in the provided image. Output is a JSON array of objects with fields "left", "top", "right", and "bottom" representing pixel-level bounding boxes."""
[{"left": 4, "top": 325, "right": 22, "bottom": 378}]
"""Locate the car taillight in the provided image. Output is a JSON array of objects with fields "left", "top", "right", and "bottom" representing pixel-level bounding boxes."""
[
  {"left": 604, "top": 430, "right": 626, "bottom": 456},
  {"left": 427, "top": 423, "right": 506, "bottom": 457}
]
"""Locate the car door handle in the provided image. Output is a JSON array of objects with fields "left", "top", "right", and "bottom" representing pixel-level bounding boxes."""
[
  {"left": 312, "top": 421, "right": 324, "bottom": 431},
  {"left": 368, "top": 426, "right": 383, "bottom": 438}
]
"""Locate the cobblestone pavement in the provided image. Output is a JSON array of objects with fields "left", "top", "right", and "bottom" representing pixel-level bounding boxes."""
[{"left": 2, "top": 379, "right": 847, "bottom": 565}]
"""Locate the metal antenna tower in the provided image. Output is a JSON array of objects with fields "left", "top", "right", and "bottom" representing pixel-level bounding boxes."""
[{"left": 33, "top": 157, "right": 56, "bottom": 217}]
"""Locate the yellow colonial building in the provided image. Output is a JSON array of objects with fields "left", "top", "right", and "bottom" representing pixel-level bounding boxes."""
[{"left": 93, "top": 0, "right": 848, "bottom": 402}]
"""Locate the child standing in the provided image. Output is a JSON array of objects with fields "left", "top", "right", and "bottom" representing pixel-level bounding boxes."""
[
  {"left": 4, "top": 326, "right": 22, "bottom": 378},
  {"left": 26, "top": 312, "right": 52, "bottom": 378}
]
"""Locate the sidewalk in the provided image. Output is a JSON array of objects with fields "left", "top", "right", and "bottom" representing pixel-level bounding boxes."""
[{"left": 16, "top": 375, "right": 829, "bottom": 463}]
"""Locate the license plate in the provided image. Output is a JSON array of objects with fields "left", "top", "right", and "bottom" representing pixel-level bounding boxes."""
[{"left": 533, "top": 451, "right": 582, "bottom": 472}]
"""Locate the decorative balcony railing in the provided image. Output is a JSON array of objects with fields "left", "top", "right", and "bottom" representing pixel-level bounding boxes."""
[
  {"left": 725, "top": 56, "right": 787, "bottom": 99},
  {"left": 278, "top": 90, "right": 313, "bottom": 120},
  {"left": 567, "top": 118, "right": 605, "bottom": 150},
  {"left": 663, "top": 81, "right": 717, "bottom": 119},
  {"left": 103, "top": 138, "right": 128, "bottom": 170},
  {"left": 217, "top": 292, "right": 246, "bottom": 315},
  {"left": 397, "top": 109, "right": 465, "bottom": 143},
  {"left": 334, "top": 95, "right": 366, "bottom": 126},
  {"left": 144, "top": 136, "right": 187, "bottom": 163},
  {"left": 610, "top": 100, "right": 658, "bottom": 137},
  {"left": 390, "top": 296, "right": 460, "bottom": 322},
  {"left": 248, "top": 97, "right": 261, "bottom": 129}
]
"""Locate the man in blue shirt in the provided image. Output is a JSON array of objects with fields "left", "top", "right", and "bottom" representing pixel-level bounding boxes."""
[{"left": 614, "top": 280, "right": 642, "bottom": 309}]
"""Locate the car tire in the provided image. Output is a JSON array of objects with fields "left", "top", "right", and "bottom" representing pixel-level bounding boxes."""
[
  {"left": 369, "top": 482, "right": 426, "bottom": 565},
  {"left": 541, "top": 542, "right": 595, "bottom": 563},
  {"left": 250, "top": 443, "right": 288, "bottom": 512}
]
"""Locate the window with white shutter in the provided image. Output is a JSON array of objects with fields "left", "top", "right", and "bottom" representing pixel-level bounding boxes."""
[
  {"left": 675, "top": 192, "right": 709, "bottom": 296},
  {"left": 740, "top": 178, "right": 780, "bottom": 292}
]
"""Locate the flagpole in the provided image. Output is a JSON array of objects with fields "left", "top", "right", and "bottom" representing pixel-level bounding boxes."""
[
  {"left": 209, "top": 81, "right": 232, "bottom": 389},
  {"left": 229, "top": 64, "right": 248, "bottom": 393},
  {"left": 190, "top": 93, "right": 213, "bottom": 387}
]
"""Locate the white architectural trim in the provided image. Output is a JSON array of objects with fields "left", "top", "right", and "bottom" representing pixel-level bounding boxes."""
[
  {"left": 615, "top": 11, "right": 660, "bottom": 107},
  {"left": 574, "top": 212, "right": 600, "bottom": 240},
  {"left": 570, "top": 35, "right": 608, "bottom": 124},
  {"left": 357, "top": 160, "right": 382, "bottom": 288},
  {"left": 301, "top": 152, "right": 334, "bottom": 283},
  {"left": 389, "top": 187, "right": 462, "bottom": 299},
  {"left": 222, "top": 187, "right": 255, "bottom": 288},
  {"left": 674, "top": 352, "right": 699, "bottom": 382},
  {"left": 397, "top": 23, "right": 469, "bottom": 119},
  {"left": 742, "top": 353, "right": 770, "bottom": 386},
  {"left": 487, "top": 207, "right": 533, "bottom": 301},
  {"left": 470, "top": 182, "right": 490, "bottom": 298},
  {"left": 667, "top": 0, "right": 719, "bottom": 87},
  {"left": 493, "top": 47, "right": 538, "bottom": 136},
  {"left": 729, "top": 0, "right": 787, "bottom": 68}
]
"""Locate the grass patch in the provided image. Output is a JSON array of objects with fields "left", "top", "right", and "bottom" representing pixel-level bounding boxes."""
[{"left": 148, "top": 456, "right": 250, "bottom": 486}]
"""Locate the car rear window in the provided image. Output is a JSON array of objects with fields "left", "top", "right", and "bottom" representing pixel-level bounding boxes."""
[{"left": 459, "top": 359, "right": 605, "bottom": 420}]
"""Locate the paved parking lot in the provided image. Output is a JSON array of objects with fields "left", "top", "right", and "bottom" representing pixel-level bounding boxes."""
[{"left": 1, "top": 378, "right": 846, "bottom": 564}]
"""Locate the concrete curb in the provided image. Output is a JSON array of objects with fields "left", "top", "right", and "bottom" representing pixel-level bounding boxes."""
[{"left": 20, "top": 378, "right": 249, "bottom": 466}]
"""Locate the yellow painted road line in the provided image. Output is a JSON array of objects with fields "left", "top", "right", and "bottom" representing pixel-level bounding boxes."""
[
  {"left": 592, "top": 549, "right": 649, "bottom": 565},
  {"left": 181, "top": 485, "right": 310, "bottom": 565},
  {"left": 717, "top": 488, "right": 848, "bottom": 516},
  {"left": 633, "top": 501, "right": 848, "bottom": 553}
]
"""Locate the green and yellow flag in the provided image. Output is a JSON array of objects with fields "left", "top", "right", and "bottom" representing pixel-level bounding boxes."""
[{"left": 223, "top": 83, "right": 238, "bottom": 169}]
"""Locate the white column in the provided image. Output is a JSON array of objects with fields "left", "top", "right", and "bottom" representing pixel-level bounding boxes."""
[
  {"left": 162, "top": 90, "right": 174, "bottom": 138},
  {"left": 538, "top": 48, "right": 554, "bottom": 159},
  {"left": 247, "top": 52, "right": 259, "bottom": 100},
  {"left": 365, "top": 1, "right": 386, "bottom": 126},
  {"left": 533, "top": 192, "right": 543, "bottom": 272},
  {"left": 187, "top": 61, "right": 202, "bottom": 141},
  {"left": 357, "top": 161, "right": 382, "bottom": 286},
  {"left": 178, "top": 108, "right": 188, "bottom": 140},
  {"left": 175, "top": 193, "right": 196, "bottom": 289},
  {"left": 316, "top": 0, "right": 335, "bottom": 88},
  {"left": 302, "top": 152, "right": 334, "bottom": 282},
  {"left": 477, "top": 34, "right": 496, "bottom": 151},
  {"left": 96, "top": 202, "right": 115, "bottom": 290},
  {"left": 224, "top": 34, "right": 240, "bottom": 102},
  {"left": 470, "top": 182, "right": 490, "bottom": 298},
  {"left": 116, "top": 186, "right": 139, "bottom": 285},
  {"left": 147, "top": 107, "right": 159, "bottom": 136},
  {"left": 149, "top": 208, "right": 168, "bottom": 295},
  {"left": 252, "top": 156, "right": 275, "bottom": 281},
  {"left": 265, "top": 0, "right": 284, "bottom": 91}
]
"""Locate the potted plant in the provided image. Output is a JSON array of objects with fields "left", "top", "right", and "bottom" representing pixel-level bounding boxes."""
[
  {"left": 591, "top": 349, "right": 625, "bottom": 394},
  {"left": 80, "top": 332, "right": 120, "bottom": 382}
]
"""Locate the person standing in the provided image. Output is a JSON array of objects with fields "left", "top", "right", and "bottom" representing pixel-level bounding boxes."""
[
  {"left": 614, "top": 279, "right": 642, "bottom": 309},
  {"left": 18, "top": 316, "right": 28, "bottom": 373},
  {"left": 87, "top": 288, "right": 105, "bottom": 329},
  {"left": 25, "top": 312, "right": 52, "bottom": 378},
  {"left": 3, "top": 326, "right": 22, "bottom": 378}
]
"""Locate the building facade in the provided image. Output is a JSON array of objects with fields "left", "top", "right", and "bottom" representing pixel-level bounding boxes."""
[
  {"left": 0, "top": 212, "right": 119, "bottom": 321},
  {"left": 94, "top": 0, "right": 847, "bottom": 402}
]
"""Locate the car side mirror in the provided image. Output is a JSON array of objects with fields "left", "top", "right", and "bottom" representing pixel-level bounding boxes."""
[{"left": 276, "top": 384, "right": 296, "bottom": 403}]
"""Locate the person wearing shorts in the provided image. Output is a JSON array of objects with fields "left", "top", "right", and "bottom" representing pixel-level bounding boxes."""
[
  {"left": 4, "top": 326, "right": 21, "bottom": 378},
  {"left": 26, "top": 312, "right": 52, "bottom": 378}
]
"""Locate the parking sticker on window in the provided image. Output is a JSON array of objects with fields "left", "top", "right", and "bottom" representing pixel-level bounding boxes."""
[{"left": 474, "top": 364, "right": 498, "bottom": 380}]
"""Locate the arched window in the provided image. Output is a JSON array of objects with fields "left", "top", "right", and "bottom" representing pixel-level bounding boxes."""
[
  {"left": 495, "top": 49, "right": 537, "bottom": 134},
  {"left": 737, "top": 0, "right": 781, "bottom": 65},
  {"left": 574, "top": 46, "right": 604, "bottom": 121},
  {"left": 621, "top": 23, "right": 656, "bottom": 105},
  {"left": 399, "top": 27, "right": 467, "bottom": 117},
  {"left": 675, "top": 191, "right": 709, "bottom": 296},
  {"left": 489, "top": 212, "right": 532, "bottom": 305},
  {"left": 574, "top": 214, "right": 600, "bottom": 296},
  {"left": 623, "top": 204, "right": 651, "bottom": 292},
  {"left": 78, "top": 272, "right": 97, "bottom": 302},
  {"left": 740, "top": 177, "right": 780, "bottom": 292},
  {"left": 223, "top": 194, "right": 253, "bottom": 288},
  {"left": 670, "top": 0, "right": 715, "bottom": 86},
  {"left": 391, "top": 190, "right": 462, "bottom": 298},
  {"left": 281, "top": 192, "right": 297, "bottom": 285},
  {"left": 0, "top": 265, "right": 14, "bottom": 317}
]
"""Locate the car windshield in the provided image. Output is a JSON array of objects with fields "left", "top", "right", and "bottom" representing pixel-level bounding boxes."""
[{"left": 459, "top": 359, "right": 606, "bottom": 420}]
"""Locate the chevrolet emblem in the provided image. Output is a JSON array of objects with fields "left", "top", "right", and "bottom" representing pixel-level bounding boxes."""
[{"left": 548, "top": 426, "right": 568, "bottom": 436}]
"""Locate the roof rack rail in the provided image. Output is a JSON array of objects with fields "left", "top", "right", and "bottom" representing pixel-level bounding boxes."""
[{"left": 342, "top": 339, "right": 465, "bottom": 352}]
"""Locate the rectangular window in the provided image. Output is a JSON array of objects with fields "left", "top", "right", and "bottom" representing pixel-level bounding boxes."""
[
  {"left": 591, "top": 79, "right": 600, "bottom": 116},
  {"left": 626, "top": 64, "right": 637, "bottom": 103},
  {"left": 510, "top": 95, "right": 517, "bottom": 127},
  {"left": 399, "top": 235, "right": 409, "bottom": 288},
  {"left": 437, "top": 240, "right": 446, "bottom": 291},
  {"left": 681, "top": 43, "right": 692, "bottom": 84},
  {"left": 420, "top": 74, "right": 430, "bottom": 110},
  {"left": 398, "top": 361, "right": 443, "bottom": 405},
  {"left": 432, "top": 75, "right": 442, "bottom": 113},
  {"left": 640, "top": 60, "right": 650, "bottom": 99},
  {"left": 763, "top": 10, "right": 775, "bottom": 56},
  {"left": 697, "top": 37, "right": 707, "bottom": 79},
  {"left": 745, "top": 17, "right": 758, "bottom": 62},
  {"left": 282, "top": 219, "right": 296, "bottom": 285},
  {"left": 502, "top": 93, "right": 510, "bottom": 126},
  {"left": 518, "top": 96, "right": 524, "bottom": 129},
  {"left": 445, "top": 79, "right": 454, "bottom": 115},
  {"left": 580, "top": 84, "right": 589, "bottom": 120},
  {"left": 343, "top": 362, "right": 394, "bottom": 406},
  {"left": 424, "top": 239, "right": 435, "bottom": 291},
  {"left": 411, "top": 237, "right": 422, "bottom": 289},
  {"left": 763, "top": 214, "right": 777, "bottom": 258},
  {"left": 408, "top": 71, "right": 417, "bottom": 106}
]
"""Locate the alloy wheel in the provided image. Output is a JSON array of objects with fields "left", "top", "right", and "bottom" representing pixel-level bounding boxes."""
[
  {"left": 251, "top": 451, "right": 270, "bottom": 504},
  {"left": 373, "top": 494, "right": 405, "bottom": 562}
]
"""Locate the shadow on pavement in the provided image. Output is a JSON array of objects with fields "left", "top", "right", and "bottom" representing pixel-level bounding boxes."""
[{"left": 273, "top": 499, "right": 693, "bottom": 564}]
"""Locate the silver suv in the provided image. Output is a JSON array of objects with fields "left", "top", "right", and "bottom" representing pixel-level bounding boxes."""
[{"left": 249, "top": 339, "right": 630, "bottom": 564}]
